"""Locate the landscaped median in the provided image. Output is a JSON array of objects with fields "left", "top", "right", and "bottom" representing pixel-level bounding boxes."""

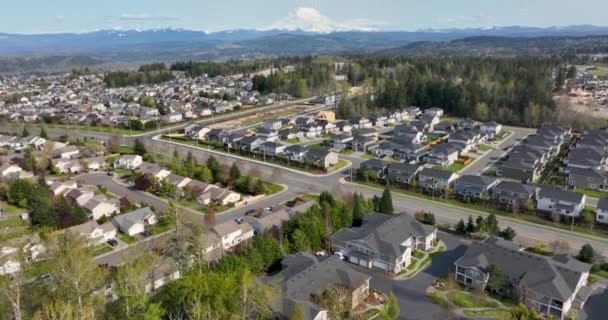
[{"left": 349, "top": 179, "right": 608, "bottom": 245}]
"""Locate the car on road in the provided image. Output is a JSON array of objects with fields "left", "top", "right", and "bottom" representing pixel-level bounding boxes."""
[
  {"left": 245, "top": 209, "right": 256, "bottom": 216},
  {"left": 235, "top": 217, "right": 244, "bottom": 224},
  {"left": 107, "top": 171, "right": 114, "bottom": 176},
  {"left": 107, "top": 239, "right": 118, "bottom": 246}
]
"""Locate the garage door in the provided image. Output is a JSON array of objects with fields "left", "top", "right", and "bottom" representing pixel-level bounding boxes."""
[
  {"left": 373, "top": 260, "right": 388, "bottom": 270},
  {"left": 358, "top": 259, "right": 368, "bottom": 267},
  {"left": 349, "top": 256, "right": 359, "bottom": 264}
]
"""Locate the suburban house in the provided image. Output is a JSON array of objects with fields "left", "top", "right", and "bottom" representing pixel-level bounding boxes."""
[
  {"left": 283, "top": 145, "right": 308, "bottom": 162},
  {"left": 279, "top": 128, "right": 303, "bottom": 140},
  {"left": 139, "top": 163, "right": 172, "bottom": 181},
  {"left": 0, "top": 164, "right": 25, "bottom": 181},
  {"left": 403, "top": 106, "right": 422, "bottom": 119},
  {"left": 266, "top": 253, "right": 371, "bottom": 320},
  {"left": 305, "top": 149, "right": 338, "bottom": 169},
  {"left": 65, "top": 188, "right": 95, "bottom": 206},
  {"left": 394, "top": 142, "right": 427, "bottom": 163},
  {"left": 492, "top": 181, "right": 538, "bottom": 206},
  {"left": 425, "top": 143, "right": 460, "bottom": 167},
  {"left": 51, "top": 159, "right": 82, "bottom": 174},
  {"left": 261, "top": 119, "right": 283, "bottom": 130},
  {"left": 418, "top": 168, "right": 459, "bottom": 192},
  {"left": 454, "top": 175, "right": 499, "bottom": 199},
  {"left": 259, "top": 141, "right": 286, "bottom": 157},
  {"left": 55, "top": 145, "right": 80, "bottom": 159},
  {"left": 83, "top": 199, "right": 119, "bottom": 220},
  {"left": 536, "top": 188, "right": 586, "bottom": 217},
  {"left": 211, "top": 220, "right": 254, "bottom": 250},
  {"left": 256, "top": 127, "right": 280, "bottom": 142},
  {"left": 114, "top": 155, "right": 143, "bottom": 170},
  {"left": 567, "top": 167, "right": 608, "bottom": 191},
  {"left": 327, "top": 134, "right": 354, "bottom": 151},
  {"left": 66, "top": 220, "right": 117, "bottom": 245},
  {"left": 454, "top": 237, "right": 592, "bottom": 320},
  {"left": 458, "top": 118, "right": 478, "bottom": 130},
  {"left": 424, "top": 107, "right": 444, "bottom": 118},
  {"left": 564, "top": 148, "right": 607, "bottom": 172},
  {"left": 184, "top": 124, "right": 211, "bottom": 140},
  {"left": 202, "top": 186, "right": 241, "bottom": 206},
  {"left": 386, "top": 163, "right": 422, "bottom": 185},
  {"left": 480, "top": 121, "right": 502, "bottom": 137},
  {"left": 596, "top": 198, "right": 608, "bottom": 224},
  {"left": 333, "top": 213, "right": 437, "bottom": 274},
  {"left": 112, "top": 207, "right": 158, "bottom": 236},
  {"left": 359, "top": 159, "right": 388, "bottom": 179},
  {"left": 246, "top": 208, "right": 291, "bottom": 235},
  {"left": 47, "top": 180, "right": 77, "bottom": 196}
]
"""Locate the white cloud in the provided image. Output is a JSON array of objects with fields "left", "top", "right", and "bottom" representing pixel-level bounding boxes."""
[
  {"left": 435, "top": 13, "right": 491, "bottom": 27},
  {"left": 119, "top": 14, "right": 179, "bottom": 22},
  {"left": 266, "top": 7, "right": 383, "bottom": 33}
]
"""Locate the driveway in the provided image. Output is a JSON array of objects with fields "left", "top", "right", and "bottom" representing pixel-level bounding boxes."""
[{"left": 342, "top": 232, "right": 469, "bottom": 320}]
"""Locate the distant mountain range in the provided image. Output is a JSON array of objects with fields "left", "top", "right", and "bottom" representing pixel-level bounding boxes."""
[{"left": 2, "top": 25, "right": 608, "bottom": 73}]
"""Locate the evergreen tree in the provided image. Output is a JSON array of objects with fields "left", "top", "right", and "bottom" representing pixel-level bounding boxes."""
[
  {"left": 466, "top": 215, "right": 476, "bottom": 234},
  {"left": 133, "top": 138, "right": 147, "bottom": 156},
  {"left": 230, "top": 163, "right": 241, "bottom": 181},
  {"left": 500, "top": 227, "right": 517, "bottom": 241},
  {"left": 352, "top": 193, "right": 365, "bottom": 226},
  {"left": 456, "top": 219, "right": 467, "bottom": 234},
  {"left": 486, "top": 213, "right": 500, "bottom": 236},
  {"left": 40, "top": 126, "right": 48, "bottom": 139},
  {"left": 385, "top": 292, "right": 400, "bottom": 320},
  {"left": 577, "top": 244, "right": 596, "bottom": 264},
  {"left": 22, "top": 126, "right": 29, "bottom": 137},
  {"left": 379, "top": 187, "right": 394, "bottom": 215},
  {"left": 207, "top": 156, "right": 220, "bottom": 180},
  {"left": 486, "top": 264, "right": 506, "bottom": 292},
  {"left": 199, "top": 165, "right": 214, "bottom": 183}
]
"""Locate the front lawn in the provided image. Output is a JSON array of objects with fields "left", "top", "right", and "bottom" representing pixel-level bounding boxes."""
[
  {"left": 340, "top": 149, "right": 353, "bottom": 155},
  {"left": 92, "top": 244, "right": 114, "bottom": 256},
  {"left": 427, "top": 291, "right": 447, "bottom": 308},
  {"left": 0, "top": 219, "right": 26, "bottom": 228},
  {"left": 334, "top": 159, "right": 350, "bottom": 171},
  {"left": 118, "top": 233, "right": 138, "bottom": 244},
  {"left": 115, "top": 146, "right": 136, "bottom": 155},
  {"left": 478, "top": 144, "right": 492, "bottom": 152},
  {"left": 361, "top": 153, "right": 376, "bottom": 160},
  {"left": 264, "top": 181, "right": 285, "bottom": 195},
  {"left": 496, "top": 131, "right": 512, "bottom": 141},
  {"left": 462, "top": 310, "right": 512, "bottom": 319},
  {"left": 149, "top": 223, "right": 172, "bottom": 235},
  {"left": 1, "top": 203, "right": 25, "bottom": 216},
  {"left": 434, "top": 163, "right": 465, "bottom": 173},
  {"left": 284, "top": 138, "right": 300, "bottom": 144},
  {"left": 308, "top": 143, "right": 328, "bottom": 151},
  {"left": 446, "top": 291, "right": 500, "bottom": 308},
  {"left": 574, "top": 188, "right": 608, "bottom": 199},
  {"left": 413, "top": 250, "right": 425, "bottom": 259}
]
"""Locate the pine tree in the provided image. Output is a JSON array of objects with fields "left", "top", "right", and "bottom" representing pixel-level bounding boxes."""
[
  {"left": 133, "top": 138, "right": 146, "bottom": 156},
  {"left": 230, "top": 163, "right": 241, "bottom": 180},
  {"left": 40, "top": 126, "right": 48, "bottom": 139},
  {"left": 577, "top": 244, "right": 596, "bottom": 264},
  {"left": 466, "top": 215, "right": 476, "bottom": 234},
  {"left": 22, "top": 126, "right": 29, "bottom": 137},
  {"left": 456, "top": 219, "right": 467, "bottom": 234},
  {"left": 486, "top": 213, "right": 500, "bottom": 236},
  {"left": 352, "top": 193, "right": 365, "bottom": 226},
  {"left": 379, "top": 187, "right": 394, "bottom": 215}
]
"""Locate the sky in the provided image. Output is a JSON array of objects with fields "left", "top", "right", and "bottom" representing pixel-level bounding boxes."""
[{"left": 2, "top": 0, "right": 607, "bottom": 34}]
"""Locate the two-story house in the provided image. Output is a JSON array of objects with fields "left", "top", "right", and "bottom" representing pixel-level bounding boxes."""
[
  {"left": 418, "top": 168, "right": 459, "bottom": 192},
  {"left": 537, "top": 187, "right": 586, "bottom": 217},
  {"left": 211, "top": 220, "right": 254, "bottom": 250},
  {"left": 332, "top": 213, "right": 437, "bottom": 274},
  {"left": 492, "top": 181, "right": 538, "bottom": 206},
  {"left": 454, "top": 175, "right": 499, "bottom": 199},
  {"left": 425, "top": 143, "right": 460, "bottom": 167}
]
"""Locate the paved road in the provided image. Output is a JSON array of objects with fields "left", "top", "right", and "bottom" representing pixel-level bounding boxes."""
[{"left": 460, "top": 126, "right": 535, "bottom": 176}]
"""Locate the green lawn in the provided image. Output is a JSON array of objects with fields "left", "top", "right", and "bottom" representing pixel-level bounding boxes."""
[
  {"left": 462, "top": 310, "right": 512, "bottom": 319},
  {"left": 587, "top": 65, "right": 608, "bottom": 77},
  {"left": 92, "top": 244, "right": 114, "bottom": 256},
  {"left": 0, "top": 219, "right": 26, "bottom": 228},
  {"left": 149, "top": 223, "right": 172, "bottom": 235},
  {"left": 264, "top": 181, "right": 285, "bottom": 195},
  {"left": 413, "top": 250, "right": 425, "bottom": 259},
  {"left": 496, "top": 131, "right": 512, "bottom": 141},
  {"left": 308, "top": 143, "right": 328, "bottom": 151},
  {"left": 574, "top": 188, "right": 608, "bottom": 199},
  {"left": 303, "top": 194, "right": 320, "bottom": 202},
  {"left": 118, "top": 233, "right": 138, "bottom": 244},
  {"left": 592, "top": 269, "right": 608, "bottom": 278},
  {"left": 479, "top": 144, "right": 492, "bottom": 152},
  {"left": 115, "top": 146, "right": 136, "bottom": 155},
  {"left": 427, "top": 291, "right": 447, "bottom": 308},
  {"left": 447, "top": 291, "right": 499, "bottom": 308},
  {"left": 284, "top": 138, "right": 300, "bottom": 144},
  {"left": 340, "top": 149, "right": 353, "bottom": 155},
  {"left": 361, "top": 153, "right": 376, "bottom": 160},
  {"left": 1, "top": 203, "right": 25, "bottom": 216},
  {"left": 334, "top": 159, "right": 350, "bottom": 171},
  {"left": 434, "top": 163, "right": 465, "bottom": 173}
]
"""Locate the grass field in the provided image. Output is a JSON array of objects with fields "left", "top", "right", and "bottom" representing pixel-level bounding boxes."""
[
  {"left": 462, "top": 310, "right": 512, "bottom": 319},
  {"left": 1, "top": 203, "right": 25, "bottom": 216},
  {"left": 479, "top": 144, "right": 492, "bottom": 152},
  {"left": 264, "top": 181, "right": 285, "bottom": 195},
  {"left": 434, "top": 163, "right": 465, "bottom": 173},
  {"left": 447, "top": 291, "right": 499, "bottom": 308},
  {"left": 284, "top": 138, "right": 300, "bottom": 144},
  {"left": 427, "top": 291, "right": 447, "bottom": 308},
  {"left": 118, "top": 233, "right": 138, "bottom": 244},
  {"left": 0, "top": 219, "right": 26, "bottom": 228}
]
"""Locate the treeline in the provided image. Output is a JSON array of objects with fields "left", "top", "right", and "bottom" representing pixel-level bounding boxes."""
[
  {"left": 252, "top": 61, "right": 334, "bottom": 97},
  {"left": 104, "top": 63, "right": 174, "bottom": 88},
  {"left": 337, "top": 56, "right": 566, "bottom": 126}
]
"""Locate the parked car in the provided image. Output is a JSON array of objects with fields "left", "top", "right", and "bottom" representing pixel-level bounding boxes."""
[
  {"left": 245, "top": 209, "right": 255, "bottom": 216},
  {"left": 107, "top": 239, "right": 118, "bottom": 246},
  {"left": 235, "top": 217, "right": 244, "bottom": 224}
]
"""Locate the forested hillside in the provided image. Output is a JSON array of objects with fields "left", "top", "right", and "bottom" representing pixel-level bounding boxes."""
[{"left": 337, "top": 56, "right": 570, "bottom": 126}]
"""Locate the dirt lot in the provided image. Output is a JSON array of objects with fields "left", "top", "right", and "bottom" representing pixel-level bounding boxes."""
[
  {"left": 556, "top": 95, "right": 608, "bottom": 120},
  {"left": 208, "top": 104, "right": 312, "bottom": 129}
]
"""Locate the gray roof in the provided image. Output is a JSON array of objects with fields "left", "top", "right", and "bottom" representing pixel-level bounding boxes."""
[
  {"left": 538, "top": 187, "right": 584, "bottom": 204},
  {"left": 387, "top": 162, "right": 420, "bottom": 175},
  {"left": 455, "top": 175, "right": 497, "bottom": 187},
  {"left": 112, "top": 207, "right": 155, "bottom": 230},
  {"left": 360, "top": 159, "right": 388, "bottom": 171},
  {"left": 568, "top": 167, "right": 607, "bottom": 180},
  {"left": 597, "top": 198, "right": 608, "bottom": 211},
  {"left": 456, "top": 237, "right": 591, "bottom": 301},
  {"left": 419, "top": 167, "right": 456, "bottom": 181},
  {"left": 333, "top": 213, "right": 436, "bottom": 261},
  {"left": 494, "top": 181, "right": 537, "bottom": 195}
]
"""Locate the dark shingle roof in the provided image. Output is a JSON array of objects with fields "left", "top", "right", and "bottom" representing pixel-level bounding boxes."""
[
  {"left": 420, "top": 167, "right": 456, "bottom": 180},
  {"left": 455, "top": 175, "right": 497, "bottom": 187},
  {"left": 538, "top": 187, "right": 584, "bottom": 203}
]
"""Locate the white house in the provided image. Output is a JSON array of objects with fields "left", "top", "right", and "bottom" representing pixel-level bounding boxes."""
[
  {"left": 114, "top": 155, "right": 143, "bottom": 170},
  {"left": 66, "top": 220, "right": 117, "bottom": 245},
  {"left": 596, "top": 198, "right": 608, "bottom": 224},
  {"left": 0, "top": 164, "right": 23, "bottom": 181},
  {"left": 481, "top": 121, "right": 503, "bottom": 138},
  {"left": 112, "top": 207, "right": 158, "bottom": 236},
  {"left": 536, "top": 188, "right": 586, "bottom": 217},
  {"left": 164, "top": 112, "right": 183, "bottom": 123},
  {"left": 211, "top": 220, "right": 254, "bottom": 250},
  {"left": 55, "top": 146, "right": 80, "bottom": 159},
  {"left": 83, "top": 199, "right": 119, "bottom": 220}
]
